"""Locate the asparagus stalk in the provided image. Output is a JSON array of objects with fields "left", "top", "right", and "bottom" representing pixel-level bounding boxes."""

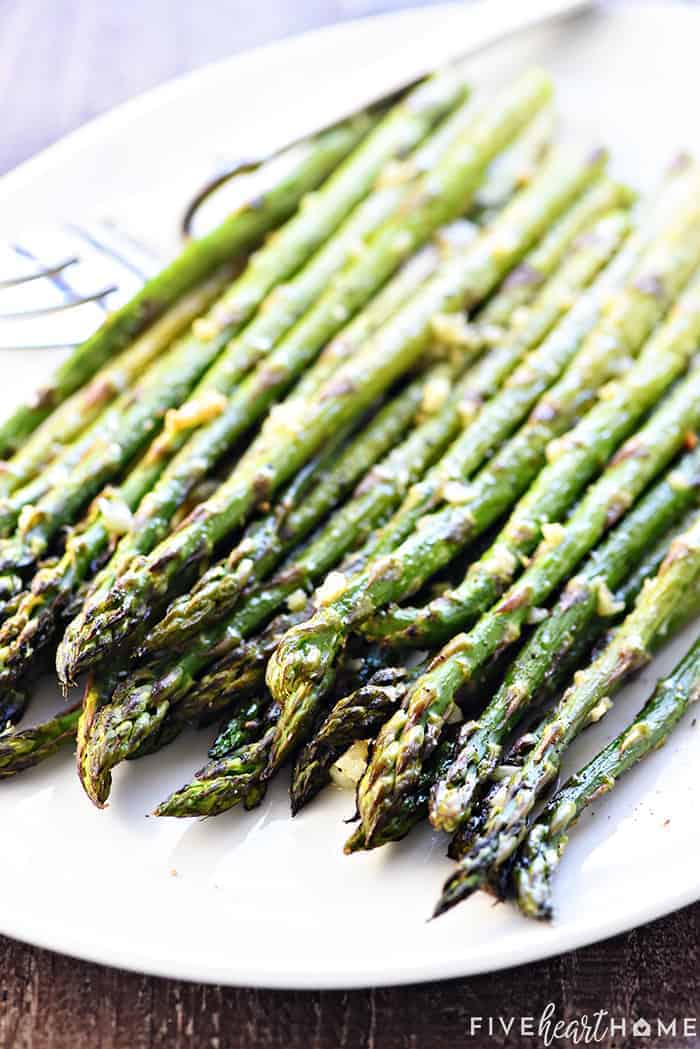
[
  {"left": 352, "top": 180, "right": 700, "bottom": 577},
  {"left": 154, "top": 700, "right": 279, "bottom": 818},
  {"left": 475, "top": 176, "right": 633, "bottom": 333},
  {"left": 208, "top": 694, "right": 274, "bottom": 759},
  {"left": 155, "top": 648, "right": 413, "bottom": 819},
  {"left": 364, "top": 265, "right": 700, "bottom": 648},
  {"left": 435, "top": 512, "right": 700, "bottom": 917},
  {"left": 514, "top": 634, "right": 700, "bottom": 920},
  {"left": 62, "top": 103, "right": 606, "bottom": 688},
  {"left": 0, "top": 120, "right": 374, "bottom": 459},
  {"left": 0, "top": 76, "right": 472, "bottom": 564},
  {"left": 267, "top": 204, "right": 700, "bottom": 770},
  {"left": 0, "top": 704, "right": 80, "bottom": 776},
  {"left": 471, "top": 105, "right": 555, "bottom": 218},
  {"left": 73, "top": 358, "right": 495, "bottom": 803},
  {"left": 0, "top": 233, "right": 458, "bottom": 705},
  {"left": 430, "top": 445, "right": 700, "bottom": 834},
  {"left": 0, "top": 269, "right": 238, "bottom": 500},
  {"left": 355, "top": 369, "right": 700, "bottom": 850},
  {"left": 55, "top": 73, "right": 554, "bottom": 682},
  {"left": 290, "top": 664, "right": 423, "bottom": 813},
  {"left": 345, "top": 731, "right": 461, "bottom": 853},
  {"left": 140, "top": 368, "right": 444, "bottom": 657}
]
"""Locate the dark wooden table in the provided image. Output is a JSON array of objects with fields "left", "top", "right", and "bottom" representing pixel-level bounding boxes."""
[{"left": 0, "top": 2, "right": 698, "bottom": 1046}]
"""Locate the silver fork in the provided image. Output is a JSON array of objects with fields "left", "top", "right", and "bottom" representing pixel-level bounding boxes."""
[{"left": 0, "top": 0, "right": 593, "bottom": 352}]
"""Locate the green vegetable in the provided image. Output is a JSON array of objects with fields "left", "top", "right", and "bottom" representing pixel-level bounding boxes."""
[{"left": 435, "top": 510, "right": 700, "bottom": 917}]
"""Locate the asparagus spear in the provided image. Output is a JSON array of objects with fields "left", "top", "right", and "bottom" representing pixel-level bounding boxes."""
[
  {"left": 0, "top": 229, "right": 461, "bottom": 704},
  {"left": 356, "top": 369, "right": 700, "bottom": 850},
  {"left": 514, "top": 634, "right": 700, "bottom": 920},
  {"left": 344, "top": 164, "right": 700, "bottom": 575},
  {"left": 471, "top": 105, "right": 555, "bottom": 218},
  {"left": 54, "top": 74, "right": 553, "bottom": 677},
  {"left": 290, "top": 664, "right": 423, "bottom": 813},
  {"left": 352, "top": 189, "right": 700, "bottom": 578},
  {"left": 208, "top": 694, "right": 274, "bottom": 759},
  {"left": 73, "top": 359, "right": 495, "bottom": 803},
  {"left": 267, "top": 205, "right": 700, "bottom": 769},
  {"left": 475, "top": 176, "right": 633, "bottom": 333},
  {"left": 154, "top": 648, "right": 410, "bottom": 818},
  {"left": 0, "top": 76, "right": 473, "bottom": 560},
  {"left": 430, "top": 445, "right": 700, "bottom": 833},
  {"left": 345, "top": 731, "right": 461, "bottom": 853},
  {"left": 0, "top": 704, "right": 80, "bottom": 776},
  {"left": 62, "top": 109, "right": 604, "bottom": 688},
  {"left": 0, "top": 269, "right": 238, "bottom": 501},
  {"left": 139, "top": 368, "right": 445, "bottom": 657},
  {"left": 435, "top": 512, "right": 700, "bottom": 917},
  {"left": 154, "top": 700, "right": 279, "bottom": 818},
  {"left": 364, "top": 265, "right": 700, "bottom": 648},
  {"left": 0, "top": 120, "right": 371, "bottom": 459},
  {"left": 148, "top": 193, "right": 628, "bottom": 661}
]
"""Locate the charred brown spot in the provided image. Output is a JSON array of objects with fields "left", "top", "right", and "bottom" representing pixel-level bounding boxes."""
[
  {"left": 633, "top": 272, "right": 665, "bottom": 301},
  {"left": 684, "top": 430, "right": 698, "bottom": 450},
  {"left": 82, "top": 377, "right": 115, "bottom": 410},
  {"left": 258, "top": 364, "right": 289, "bottom": 392},
  {"left": 32, "top": 386, "right": 58, "bottom": 412},
  {"left": 588, "top": 781, "right": 614, "bottom": 803},
  {"left": 560, "top": 578, "right": 591, "bottom": 610},
  {"left": 182, "top": 504, "right": 210, "bottom": 525},
  {"left": 531, "top": 398, "right": 558, "bottom": 423},
  {"left": 611, "top": 437, "right": 648, "bottom": 466},
  {"left": 660, "top": 536, "right": 691, "bottom": 571},
  {"left": 503, "top": 263, "right": 542, "bottom": 291},
  {"left": 252, "top": 469, "right": 274, "bottom": 504},
  {"left": 497, "top": 587, "right": 530, "bottom": 613},
  {"left": 605, "top": 493, "right": 633, "bottom": 528},
  {"left": 320, "top": 376, "right": 358, "bottom": 401},
  {"left": 613, "top": 644, "right": 649, "bottom": 681}
]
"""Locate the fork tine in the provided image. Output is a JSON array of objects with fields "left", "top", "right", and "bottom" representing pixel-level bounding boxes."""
[
  {"left": 0, "top": 258, "right": 79, "bottom": 290},
  {"left": 0, "top": 287, "right": 118, "bottom": 321}
]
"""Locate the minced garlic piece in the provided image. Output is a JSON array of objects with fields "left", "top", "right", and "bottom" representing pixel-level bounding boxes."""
[
  {"left": 164, "top": 391, "right": 227, "bottom": 435},
  {"left": 286, "top": 588, "right": 308, "bottom": 613},
  {"left": 17, "top": 504, "right": 40, "bottom": 533},
  {"left": 539, "top": 522, "right": 567, "bottom": 552},
  {"left": 330, "top": 740, "right": 370, "bottom": 790},
  {"left": 509, "top": 306, "right": 530, "bottom": 331},
  {"left": 550, "top": 799, "right": 577, "bottom": 835},
  {"left": 192, "top": 316, "right": 221, "bottom": 341},
  {"left": 441, "top": 480, "right": 472, "bottom": 505},
  {"left": 316, "top": 570, "right": 348, "bottom": 605},
  {"left": 526, "top": 606, "right": 549, "bottom": 625},
  {"left": 98, "top": 493, "right": 134, "bottom": 536},
  {"left": 430, "top": 312, "right": 478, "bottom": 350},
  {"left": 587, "top": 696, "right": 613, "bottom": 724},
  {"left": 668, "top": 470, "right": 691, "bottom": 492},
  {"left": 596, "top": 579, "right": 625, "bottom": 617},
  {"left": 489, "top": 543, "right": 518, "bottom": 580},
  {"left": 421, "top": 374, "right": 451, "bottom": 415},
  {"left": 619, "top": 721, "right": 651, "bottom": 754}
]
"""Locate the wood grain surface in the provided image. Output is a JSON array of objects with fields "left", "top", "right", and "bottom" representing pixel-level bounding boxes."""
[{"left": 0, "top": 1, "right": 698, "bottom": 1046}]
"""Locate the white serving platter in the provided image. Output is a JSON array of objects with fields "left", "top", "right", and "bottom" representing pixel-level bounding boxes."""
[{"left": 0, "top": 0, "right": 698, "bottom": 989}]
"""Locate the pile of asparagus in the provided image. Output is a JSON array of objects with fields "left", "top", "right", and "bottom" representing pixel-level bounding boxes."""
[{"left": 1, "top": 65, "right": 699, "bottom": 922}]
